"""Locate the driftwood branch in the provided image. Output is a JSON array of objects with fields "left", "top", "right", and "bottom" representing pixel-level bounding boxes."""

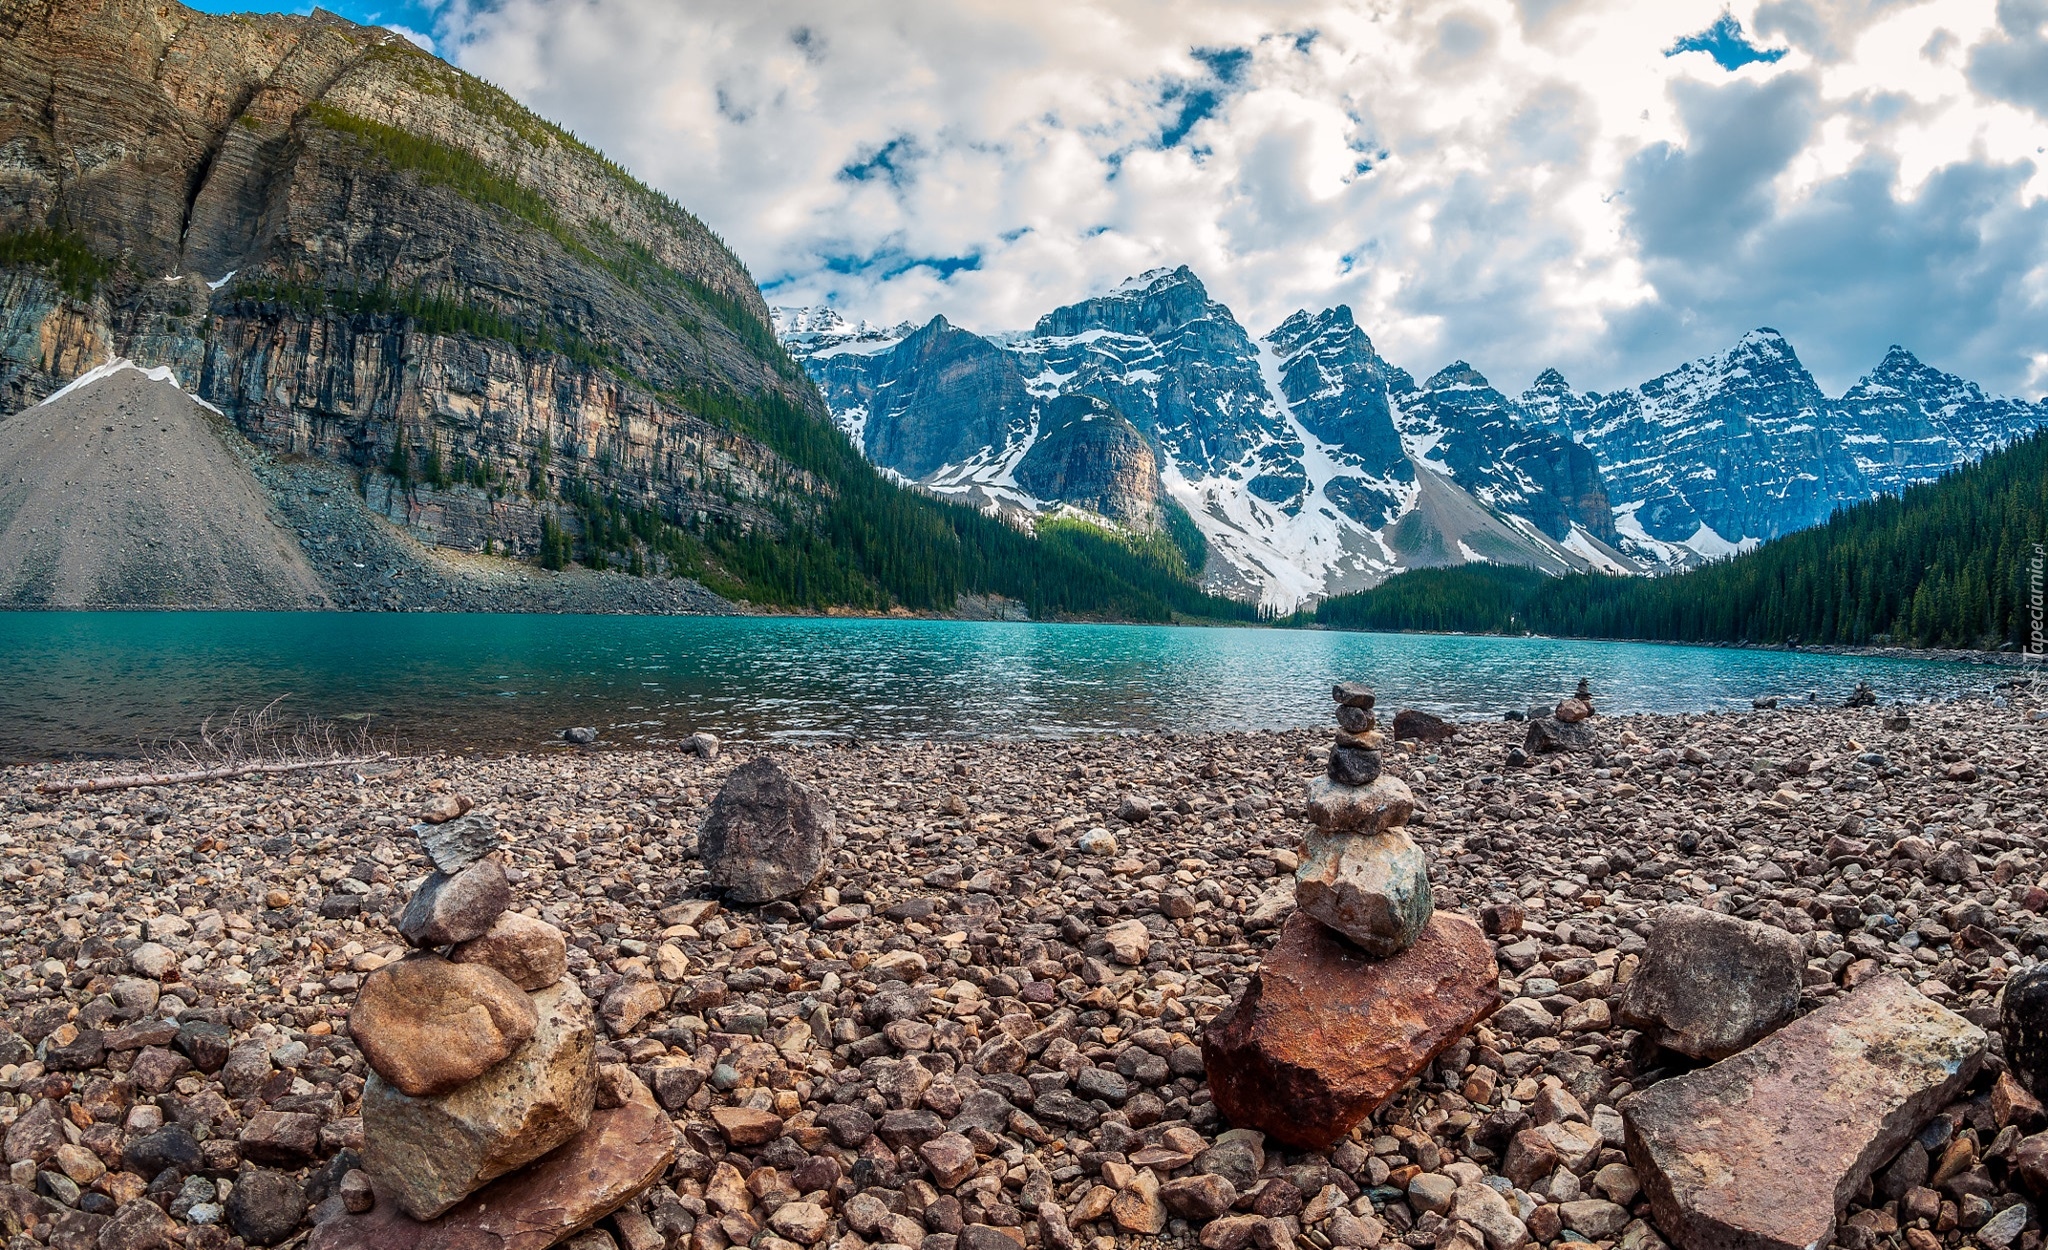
[{"left": 35, "top": 753, "right": 391, "bottom": 795}]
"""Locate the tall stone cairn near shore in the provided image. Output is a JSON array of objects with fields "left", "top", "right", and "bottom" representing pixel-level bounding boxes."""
[
  {"left": 314, "top": 807, "right": 678, "bottom": 1247},
  {"left": 1202, "top": 684, "right": 1500, "bottom": 1150}
]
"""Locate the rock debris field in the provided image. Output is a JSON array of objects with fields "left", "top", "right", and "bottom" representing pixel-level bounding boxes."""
[{"left": 3, "top": 688, "right": 2047, "bottom": 1250}]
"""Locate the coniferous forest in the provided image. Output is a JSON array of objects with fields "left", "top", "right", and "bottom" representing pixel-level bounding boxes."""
[{"left": 1301, "top": 429, "right": 2048, "bottom": 650}]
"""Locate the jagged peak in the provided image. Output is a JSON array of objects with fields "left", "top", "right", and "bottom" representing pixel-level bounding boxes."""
[
  {"left": 1112, "top": 264, "right": 1204, "bottom": 297},
  {"left": 1424, "top": 360, "right": 1492, "bottom": 391}
]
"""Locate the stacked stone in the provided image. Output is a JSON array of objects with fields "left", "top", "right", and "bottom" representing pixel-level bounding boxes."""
[
  {"left": 1522, "top": 677, "right": 1599, "bottom": 758},
  {"left": 1296, "top": 683, "right": 1432, "bottom": 957},
  {"left": 1203, "top": 683, "right": 1500, "bottom": 1152},
  {"left": 330, "top": 803, "right": 677, "bottom": 1240}
]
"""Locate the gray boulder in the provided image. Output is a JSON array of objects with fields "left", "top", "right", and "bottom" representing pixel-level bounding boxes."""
[
  {"left": 1525, "top": 716, "right": 1597, "bottom": 754},
  {"left": 1617, "top": 905, "right": 1803, "bottom": 1060},
  {"left": 1294, "top": 828, "right": 1434, "bottom": 958},
  {"left": 396, "top": 859, "right": 511, "bottom": 947},
  {"left": 701, "top": 758, "right": 835, "bottom": 904}
]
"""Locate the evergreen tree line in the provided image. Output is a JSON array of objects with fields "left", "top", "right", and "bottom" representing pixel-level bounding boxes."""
[
  {"left": 1298, "top": 429, "right": 2048, "bottom": 650},
  {"left": 555, "top": 388, "right": 1263, "bottom": 622}
]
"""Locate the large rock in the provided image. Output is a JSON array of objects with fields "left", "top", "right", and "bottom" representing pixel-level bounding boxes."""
[
  {"left": 1616, "top": 906, "right": 1802, "bottom": 1060},
  {"left": 1622, "top": 975, "right": 1986, "bottom": 1250},
  {"left": 361, "top": 980, "right": 597, "bottom": 1219},
  {"left": 449, "top": 912, "right": 569, "bottom": 992},
  {"left": 1525, "top": 716, "right": 1597, "bottom": 754},
  {"left": 1305, "top": 775, "right": 1415, "bottom": 836},
  {"left": 2001, "top": 964, "right": 2048, "bottom": 1097},
  {"left": 414, "top": 814, "right": 502, "bottom": 874},
  {"left": 1202, "top": 912, "right": 1499, "bottom": 1149},
  {"left": 1391, "top": 709, "right": 1455, "bottom": 742},
  {"left": 397, "top": 859, "right": 512, "bottom": 947},
  {"left": 349, "top": 955, "right": 538, "bottom": 1097},
  {"left": 700, "top": 757, "right": 834, "bottom": 903},
  {"left": 1293, "top": 828, "right": 1433, "bottom": 958},
  {"left": 310, "top": 1089, "right": 678, "bottom": 1250}
]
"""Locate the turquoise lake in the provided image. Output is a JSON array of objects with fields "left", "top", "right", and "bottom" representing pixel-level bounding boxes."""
[{"left": 0, "top": 612, "right": 2014, "bottom": 759}]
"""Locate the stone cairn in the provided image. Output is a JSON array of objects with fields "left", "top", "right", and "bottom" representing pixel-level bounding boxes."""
[
  {"left": 1201, "top": 683, "right": 1499, "bottom": 1151},
  {"left": 1517, "top": 677, "right": 1598, "bottom": 763},
  {"left": 314, "top": 803, "right": 678, "bottom": 1245}
]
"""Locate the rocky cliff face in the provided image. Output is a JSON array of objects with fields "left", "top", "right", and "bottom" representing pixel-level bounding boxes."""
[
  {"left": 0, "top": 0, "right": 817, "bottom": 563},
  {"left": 1014, "top": 395, "right": 1158, "bottom": 528}
]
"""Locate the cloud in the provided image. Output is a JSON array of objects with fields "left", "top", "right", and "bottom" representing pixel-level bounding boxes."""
[{"left": 429, "top": 0, "right": 2047, "bottom": 396}]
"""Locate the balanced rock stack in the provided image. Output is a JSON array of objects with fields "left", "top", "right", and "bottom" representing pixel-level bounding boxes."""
[
  {"left": 313, "top": 807, "right": 677, "bottom": 1247},
  {"left": 1203, "top": 683, "right": 1499, "bottom": 1150},
  {"left": 1524, "top": 676, "right": 1599, "bottom": 756}
]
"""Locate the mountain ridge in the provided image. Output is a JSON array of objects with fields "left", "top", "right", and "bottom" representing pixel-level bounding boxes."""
[{"left": 778, "top": 270, "right": 2048, "bottom": 607}]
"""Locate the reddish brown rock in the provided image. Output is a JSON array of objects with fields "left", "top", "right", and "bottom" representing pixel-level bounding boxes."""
[
  {"left": 1622, "top": 976, "right": 1987, "bottom": 1250},
  {"left": 1201, "top": 911, "right": 1499, "bottom": 1150},
  {"left": 308, "top": 1089, "right": 678, "bottom": 1250},
  {"left": 348, "top": 955, "right": 537, "bottom": 1097},
  {"left": 449, "top": 912, "right": 569, "bottom": 993}
]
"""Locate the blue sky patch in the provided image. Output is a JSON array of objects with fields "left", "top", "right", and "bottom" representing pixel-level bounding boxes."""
[
  {"left": 183, "top": 0, "right": 442, "bottom": 42},
  {"left": 1666, "top": 14, "right": 1787, "bottom": 71},
  {"left": 839, "top": 136, "right": 921, "bottom": 188}
]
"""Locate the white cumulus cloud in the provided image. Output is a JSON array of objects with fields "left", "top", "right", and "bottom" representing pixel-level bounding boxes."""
[{"left": 429, "top": 0, "right": 2048, "bottom": 395}]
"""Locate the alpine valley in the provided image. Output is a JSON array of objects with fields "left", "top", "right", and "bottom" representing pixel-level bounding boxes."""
[{"left": 778, "top": 266, "right": 2048, "bottom": 607}]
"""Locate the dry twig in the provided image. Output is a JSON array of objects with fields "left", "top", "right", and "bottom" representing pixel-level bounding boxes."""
[{"left": 34, "top": 696, "right": 395, "bottom": 794}]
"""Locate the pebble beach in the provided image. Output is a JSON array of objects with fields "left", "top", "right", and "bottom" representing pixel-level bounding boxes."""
[{"left": 3, "top": 689, "right": 2046, "bottom": 1250}]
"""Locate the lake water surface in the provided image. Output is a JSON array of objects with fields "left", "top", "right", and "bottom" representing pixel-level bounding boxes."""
[{"left": 0, "top": 612, "right": 2013, "bottom": 759}]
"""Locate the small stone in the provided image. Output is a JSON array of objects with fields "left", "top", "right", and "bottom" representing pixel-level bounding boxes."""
[
  {"left": 129, "top": 942, "right": 177, "bottom": 979},
  {"left": 1077, "top": 828, "right": 1118, "bottom": 856},
  {"left": 1616, "top": 905, "right": 1803, "bottom": 1060},
  {"left": 1407, "top": 1174, "right": 1457, "bottom": 1215},
  {"left": 1103, "top": 919, "right": 1151, "bottom": 966},
  {"left": 397, "top": 858, "right": 513, "bottom": 947},
  {"left": 1305, "top": 774, "right": 1415, "bottom": 835},
  {"left": 712, "top": 1106, "right": 784, "bottom": 1146},
  {"left": 1293, "top": 827, "right": 1433, "bottom": 957},
  {"left": 239, "top": 1110, "right": 322, "bottom": 1167},
  {"left": 349, "top": 955, "right": 538, "bottom": 1097},
  {"left": 96, "top": 1199, "right": 178, "bottom": 1250},
  {"left": 1333, "top": 682, "right": 1375, "bottom": 708},
  {"left": 1391, "top": 709, "right": 1455, "bottom": 743},
  {"left": 340, "top": 1170, "right": 375, "bottom": 1214},
  {"left": 1202, "top": 912, "right": 1500, "bottom": 1149},
  {"left": 564, "top": 727, "right": 598, "bottom": 744},
  {"left": 1554, "top": 697, "right": 1593, "bottom": 724},
  {"left": 227, "top": 1168, "right": 309, "bottom": 1246},
  {"left": 123, "top": 1123, "right": 203, "bottom": 1176},
  {"left": 361, "top": 980, "right": 597, "bottom": 1219},
  {"left": 1118, "top": 795, "right": 1154, "bottom": 823},
  {"left": 1327, "top": 748, "right": 1382, "bottom": 787},
  {"left": 449, "top": 911, "right": 569, "bottom": 991},
  {"left": 415, "top": 813, "right": 499, "bottom": 873},
  {"left": 700, "top": 757, "right": 834, "bottom": 903},
  {"left": 1622, "top": 975, "right": 1987, "bottom": 1250},
  {"left": 600, "top": 977, "right": 669, "bottom": 1035},
  {"left": 419, "top": 792, "right": 470, "bottom": 824},
  {"left": 685, "top": 732, "right": 722, "bottom": 760},
  {"left": 920, "top": 1132, "right": 978, "bottom": 1188},
  {"left": 1160, "top": 1174, "right": 1238, "bottom": 1220},
  {"left": 1453, "top": 1181, "right": 1527, "bottom": 1250},
  {"left": 1978, "top": 1204, "right": 2028, "bottom": 1249},
  {"left": 1558, "top": 1200, "right": 1628, "bottom": 1241}
]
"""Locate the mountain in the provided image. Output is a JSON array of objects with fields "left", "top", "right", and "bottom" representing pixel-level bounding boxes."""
[
  {"left": 0, "top": 0, "right": 1248, "bottom": 621},
  {"left": 783, "top": 276, "right": 2048, "bottom": 606},
  {"left": 790, "top": 268, "right": 1625, "bottom": 606},
  {"left": 1303, "top": 426, "right": 2048, "bottom": 652}
]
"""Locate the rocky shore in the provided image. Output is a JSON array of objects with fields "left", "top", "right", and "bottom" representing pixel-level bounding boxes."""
[{"left": 2, "top": 693, "right": 2046, "bottom": 1250}]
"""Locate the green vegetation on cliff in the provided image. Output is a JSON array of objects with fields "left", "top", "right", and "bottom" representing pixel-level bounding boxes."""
[
  {"left": 0, "top": 229, "right": 114, "bottom": 300},
  {"left": 565, "top": 388, "right": 1261, "bottom": 622},
  {"left": 1299, "top": 429, "right": 2048, "bottom": 649}
]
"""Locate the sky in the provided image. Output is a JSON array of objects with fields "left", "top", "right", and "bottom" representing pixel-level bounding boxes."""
[{"left": 195, "top": 0, "right": 2048, "bottom": 398}]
